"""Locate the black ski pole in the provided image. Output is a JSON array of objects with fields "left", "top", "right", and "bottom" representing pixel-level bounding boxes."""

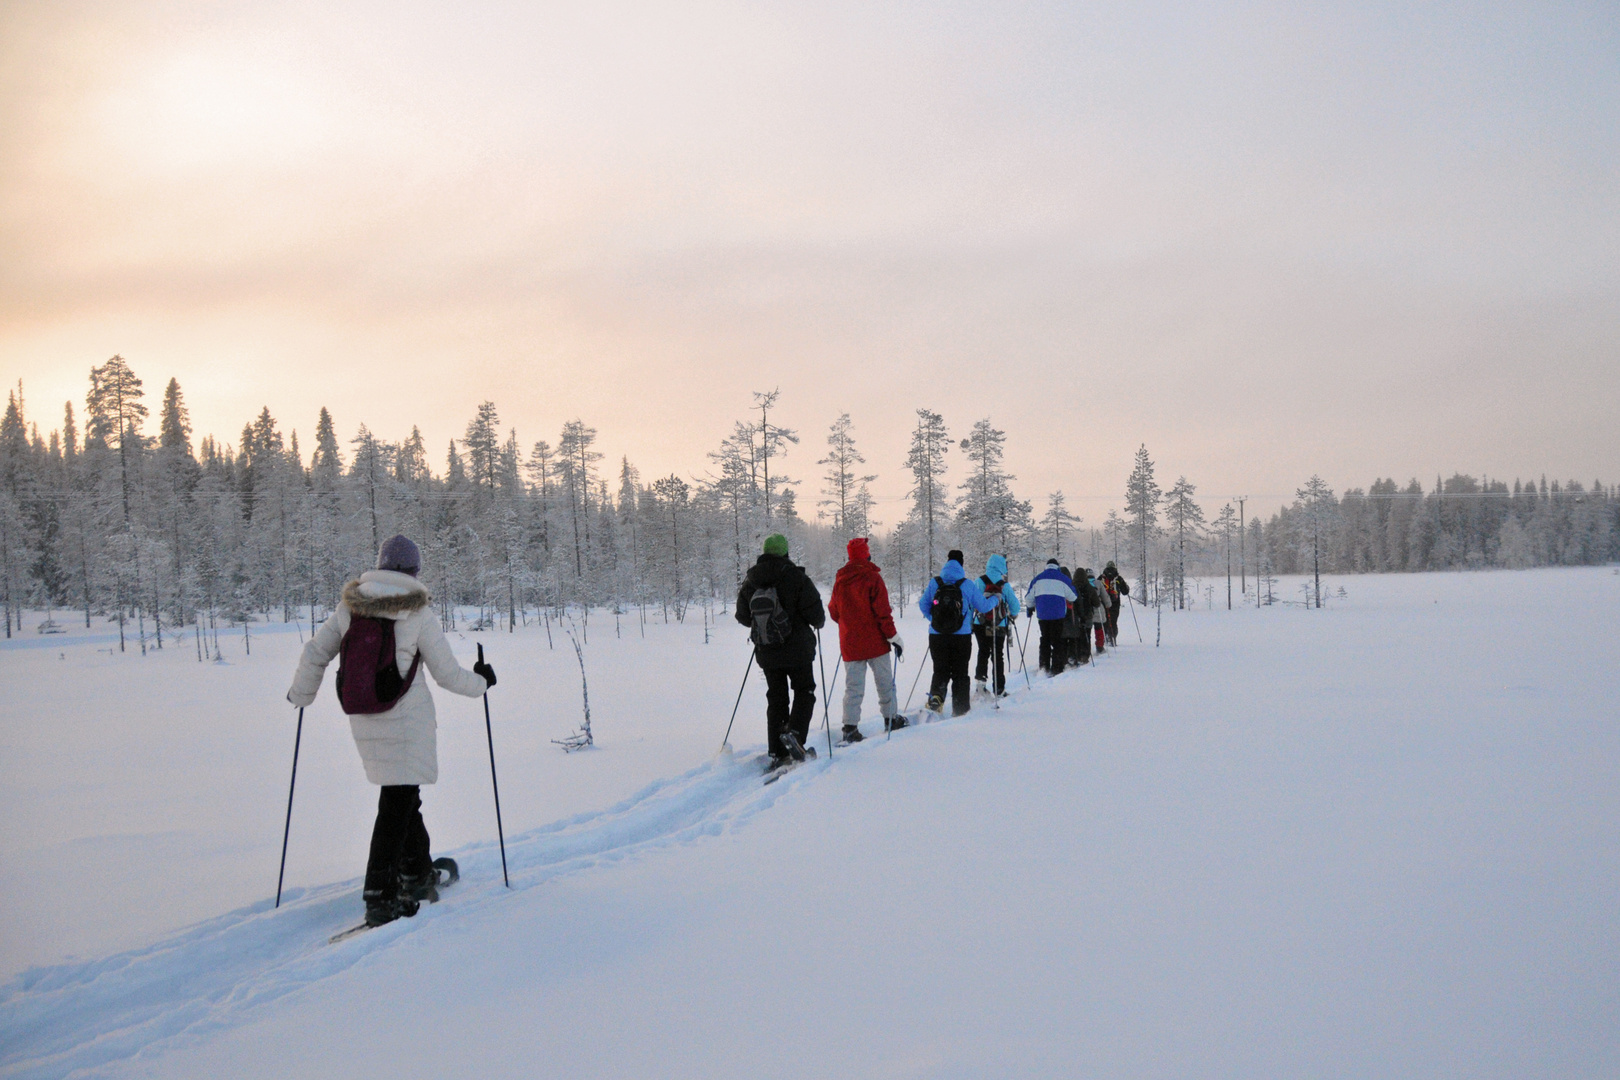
[
  {"left": 275, "top": 706, "right": 304, "bottom": 908},
  {"left": 816, "top": 628, "right": 834, "bottom": 759},
  {"left": 720, "top": 649, "right": 755, "bottom": 751},
  {"left": 1014, "top": 617, "right": 1032, "bottom": 689},
  {"left": 887, "top": 648, "right": 903, "bottom": 742},
  {"left": 904, "top": 643, "right": 930, "bottom": 712},
  {"left": 990, "top": 628, "right": 1001, "bottom": 711},
  {"left": 478, "top": 643, "right": 510, "bottom": 889}
]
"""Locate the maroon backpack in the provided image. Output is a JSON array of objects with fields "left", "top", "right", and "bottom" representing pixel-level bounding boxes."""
[{"left": 336, "top": 615, "right": 421, "bottom": 715}]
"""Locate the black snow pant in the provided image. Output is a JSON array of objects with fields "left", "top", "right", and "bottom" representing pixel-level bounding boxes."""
[
  {"left": 927, "top": 633, "right": 974, "bottom": 716},
  {"left": 974, "top": 625, "right": 1009, "bottom": 694},
  {"left": 763, "top": 664, "right": 817, "bottom": 756},
  {"left": 1072, "top": 622, "right": 1092, "bottom": 665},
  {"left": 1038, "top": 618, "right": 1067, "bottom": 675},
  {"left": 365, "top": 784, "right": 431, "bottom": 896}
]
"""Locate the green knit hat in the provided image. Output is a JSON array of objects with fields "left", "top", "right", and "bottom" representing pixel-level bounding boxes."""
[{"left": 763, "top": 533, "right": 789, "bottom": 556}]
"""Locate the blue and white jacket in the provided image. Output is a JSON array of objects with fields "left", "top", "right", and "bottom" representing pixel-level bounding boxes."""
[{"left": 1024, "top": 563, "right": 1077, "bottom": 621}]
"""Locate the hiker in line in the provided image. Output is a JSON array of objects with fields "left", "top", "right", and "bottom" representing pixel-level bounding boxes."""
[
  {"left": 1025, "top": 559, "right": 1077, "bottom": 675},
  {"left": 286, "top": 534, "right": 496, "bottom": 928},
  {"left": 735, "top": 533, "right": 826, "bottom": 768},
  {"left": 1064, "top": 566, "right": 1092, "bottom": 667},
  {"left": 1101, "top": 561, "right": 1128, "bottom": 647},
  {"left": 1086, "top": 566, "right": 1109, "bottom": 655},
  {"left": 972, "top": 553, "right": 1021, "bottom": 697},
  {"left": 827, "top": 537, "right": 905, "bottom": 739},
  {"left": 918, "top": 549, "right": 1001, "bottom": 717}
]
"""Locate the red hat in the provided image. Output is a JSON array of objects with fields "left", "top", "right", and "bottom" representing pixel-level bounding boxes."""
[{"left": 847, "top": 537, "right": 871, "bottom": 562}]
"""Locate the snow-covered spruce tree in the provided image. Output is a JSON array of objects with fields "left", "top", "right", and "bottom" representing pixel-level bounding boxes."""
[
  {"left": 1040, "top": 491, "right": 1080, "bottom": 567},
  {"left": 955, "top": 418, "right": 1031, "bottom": 568},
  {"left": 612, "top": 457, "right": 643, "bottom": 630},
  {"left": 818, "top": 412, "right": 876, "bottom": 539},
  {"left": 650, "top": 474, "right": 693, "bottom": 621},
  {"left": 1124, "top": 445, "right": 1162, "bottom": 599},
  {"left": 847, "top": 483, "right": 877, "bottom": 545},
  {"left": 556, "top": 419, "right": 602, "bottom": 590},
  {"left": 706, "top": 422, "right": 762, "bottom": 581},
  {"left": 1294, "top": 475, "right": 1335, "bottom": 608},
  {"left": 751, "top": 389, "right": 798, "bottom": 528},
  {"left": 1163, "top": 476, "right": 1205, "bottom": 611},
  {"left": 904, "top": 409, "right": 951, "bottom": 572}
]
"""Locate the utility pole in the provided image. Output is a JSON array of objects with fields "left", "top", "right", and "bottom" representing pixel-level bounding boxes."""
[{"left": 1235, "top": 496, "right": 1247, "bottom": 597}]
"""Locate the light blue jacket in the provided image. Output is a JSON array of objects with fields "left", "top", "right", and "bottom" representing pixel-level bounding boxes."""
[
  {"left": 918, "top": 559, "right": 1000, "bottom": 635},
  {"left": 972, "top": 554, "right": 1022, "bottom": 627}
]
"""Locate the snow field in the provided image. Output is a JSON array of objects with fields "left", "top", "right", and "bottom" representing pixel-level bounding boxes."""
[{"left": 2, "top": 568, "right": 1618, "bottom": 1078}]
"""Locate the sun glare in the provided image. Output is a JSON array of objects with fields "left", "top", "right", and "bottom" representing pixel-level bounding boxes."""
[{"left": 95, "top": 49, "right": 339, "bottom": 176}]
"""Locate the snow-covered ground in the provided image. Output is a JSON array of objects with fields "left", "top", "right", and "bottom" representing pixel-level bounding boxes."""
[{"left": 2, "top": 568, "right": 1617, "bottom": 1079}]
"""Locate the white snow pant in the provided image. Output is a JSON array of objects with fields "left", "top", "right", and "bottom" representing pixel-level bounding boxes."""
[{"left": 841, "top": 652, "right": 897, "bottom": 727}]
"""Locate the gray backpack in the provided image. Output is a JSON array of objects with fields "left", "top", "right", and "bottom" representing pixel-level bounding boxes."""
[{"left": 749, "top": 586, "right": 793, "bottom": 646}]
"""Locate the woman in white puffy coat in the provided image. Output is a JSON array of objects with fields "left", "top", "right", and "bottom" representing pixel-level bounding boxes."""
[{"left": 287, "top": 534, "right": 493, "bottom": 926}]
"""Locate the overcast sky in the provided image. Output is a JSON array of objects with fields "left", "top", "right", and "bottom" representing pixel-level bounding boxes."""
[{"left": 2, "top": 0, "right": 1616, "bottom": 517}]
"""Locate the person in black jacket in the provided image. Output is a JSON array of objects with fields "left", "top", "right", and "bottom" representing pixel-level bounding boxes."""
[
  {"left": 734, "top": 533, "right": 827, "bottom": 767},
  {"left": 1101, "top": 561, "right": 1129, "bottom": 646}
]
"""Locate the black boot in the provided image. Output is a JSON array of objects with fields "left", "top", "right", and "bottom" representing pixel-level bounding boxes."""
[
  {"left": 841, "top": 724, "right": 864, "bottom": 743},
  {"left": 398, "top": 868, "right": 439, "bottom": 906},
  {"left": 886, "top": 714, "right": 909, "bottom": 731},
  {"left": 363, "top": 886, "right": 419, "bottom": 928}
]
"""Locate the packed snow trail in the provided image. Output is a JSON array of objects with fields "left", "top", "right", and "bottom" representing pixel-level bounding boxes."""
[{"left": 0, "top": 661, "right": 1081, "bottom": 1080}]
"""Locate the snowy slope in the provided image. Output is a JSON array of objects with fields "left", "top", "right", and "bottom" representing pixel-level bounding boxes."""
[{"left": 2, "top": 569, "right": 1618, "bottom": 1079}]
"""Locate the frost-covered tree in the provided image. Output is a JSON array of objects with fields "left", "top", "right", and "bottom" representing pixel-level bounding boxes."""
[
  {"left": 1163, "top": 476, "right": 1205, "bottom": 611},
  {"left": 1295, "top": 475, "right": 1335, "bottom": 608},
  {"left": 85, "top": 355, "right": 147, "bottom": 523},
  {"left": 752, "top": 389, "right": 798, "bottom": 526},
  {"left": 557, "top": 420, "right": 602, "bottom": 580},
  {"left": 904, "top": 409, "right": 950, "bottom": 571},
  {"left": 818, "top": 413, "right": 876, "bottom": 536},
  {"left": 955, "top": 418, "right": 1030, "bottom": 566},
  {"left": 1038, "top": 491, "right": 1080, "bottom": 567},
  {"left": 464, "top": 401, "right": 501, "bottom": 493},
  {"left": 1124, "top": 445, "right": 1161, "bottom": 597}
]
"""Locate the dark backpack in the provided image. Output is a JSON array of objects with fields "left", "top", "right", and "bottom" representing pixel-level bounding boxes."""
[
  {"left": 748, "top": 585, "right": 794, "bottom": 647},
  {"left": 929, "top": 576, "right": 967, "bottom": 634},
  {"left": 1079, "top": 578, "right": 1100, "bottom": 614},
  {"left": 336, "top": 615, "right": 421, "bottom": 715}
]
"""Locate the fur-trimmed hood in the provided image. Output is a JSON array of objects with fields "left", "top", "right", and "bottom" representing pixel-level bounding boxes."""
[{"left": 342, "top": 569, "right": 431, "bottom": 618}]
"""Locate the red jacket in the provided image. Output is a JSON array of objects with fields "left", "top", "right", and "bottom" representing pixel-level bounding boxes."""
[{"left": 828, "top": 541, "right": 898, "bottom": 662}]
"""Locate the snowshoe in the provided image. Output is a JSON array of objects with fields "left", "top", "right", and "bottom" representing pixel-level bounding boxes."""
[
  {"left": 839, "top": 725, "right": 865, "bottom": 745},
  {"left": 763, "top": 748, "right": 811, "bottom": 785},
  {"left": 362, "top": 888, "right": 419, "bottom": 929},
  {"left": 400, "top": 856, "right": 460, "bottom": 905}
]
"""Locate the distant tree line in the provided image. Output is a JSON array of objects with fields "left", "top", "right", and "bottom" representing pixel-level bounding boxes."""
[
  {"left": 1114, "top": 449, "right": 1619, "bottom": 612},
  {"left": 1, "top": 359, "right": 1612, "bottom": 645}
]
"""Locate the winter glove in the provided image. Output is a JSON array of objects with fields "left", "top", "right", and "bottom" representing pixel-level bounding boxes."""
[
  {"left": 888, "top": 634, "right": 904, "bottom": 659},
  {"left": 473, "top": 660, "right": 497, "bottom": 689}
]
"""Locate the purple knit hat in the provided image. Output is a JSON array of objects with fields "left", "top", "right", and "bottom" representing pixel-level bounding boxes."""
[{"left": 377, "top": 534, "right": 421, "bottom": 576}]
